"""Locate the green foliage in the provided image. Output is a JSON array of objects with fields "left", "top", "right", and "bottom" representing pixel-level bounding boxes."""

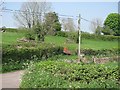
[
  {"left": 25, "top": 25, "right": 45, "bottom": 42},
  {"left": 2, "top": 60, "right": 26, "bottom": 73},
  {"left": 56, "top": 31, "right": 78, "bottom": 43},
  {"left": 102, "top": 26, "right": 114, "bottom": 35},
  {"left": 56, "top": 31, "right": 119, "bottom": 42},
  {"left": 25, "top": 30, "right": 35, "bottom": 40},
  {"left": 104, "top": 13, "right": 120, "bottom": 36},
  {"left": 44, "top": 12, "right": 61, "bottom": 35},
  {"left": 33, "top": 25, "right": 45, "bottom": 42},
  {"left": 2, "top": 28, "right": 17, "bottom": 32},
  {"left": 2, "top": 43, "right": 63, "bottom": 72},
  {"left": 1, "top": 28, "right": 29, "bottom": 33},
  {"left": 2, "top": 43, "right": 63, "bottom": 63},
  {"left": 95, "top": 26, "right": 103, "bottom": 35},
  {"left": 53, "top": 22, "right": 61, "bottom": 32},
  {"left": 2, "top": 31, "right": 118, "bottom": 50},
  {"left": 81, "top": 33, "right": 119, "bottom": 41},
  {"left": 20, "top": 61, "right": 119, "bottom": 88},
  {"left": 56, "top": 31, "right": 67, "bottom": 37},
  {"left": 81, "top": 48, "right": 119, "bottom": 56}
]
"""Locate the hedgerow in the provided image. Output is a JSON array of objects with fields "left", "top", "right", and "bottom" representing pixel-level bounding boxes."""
[
  {"left": 56, "top": 31, "right": 119, "bottom": 42},
  {"left": 2, "top": 43, "right": 63, "bottom": 73},
  {"left": 3, "top": 28, "right": 28, "bottom": 33},
  {"left": 20, "top": 61, "right": 119, "bottom": 88},
  {"left": 80, "top": 48, "right": 119, "bottom": 56}
]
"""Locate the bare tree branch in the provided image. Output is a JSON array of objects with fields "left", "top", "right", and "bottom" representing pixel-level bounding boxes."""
[
  {"left": 90, "top": 18, "right": 102, "bottom": 33},
  {"left": 14, "top": 0, "right": 51, "bottom": 28}
]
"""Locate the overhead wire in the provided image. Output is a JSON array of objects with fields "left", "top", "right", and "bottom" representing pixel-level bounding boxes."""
[
  {"left": 1, "top": 8, "right": 97, "bottom": 24},
  {"left": 0, "top": 1, "right": 4, "bottom": 6}
]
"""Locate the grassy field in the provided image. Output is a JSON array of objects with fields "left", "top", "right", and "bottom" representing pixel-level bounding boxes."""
[
  {"left": 45, "top": 35, "right": 118, "bottom": 50},
  {"left": 1, "top": 32, "right": 25, "bottom": 45},
  {"left": 1, "top": 32, "right": 118, "bottom": 50}
]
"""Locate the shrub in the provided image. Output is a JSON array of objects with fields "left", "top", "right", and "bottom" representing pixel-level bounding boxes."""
[
  {"left": 2, "top": 43, "right": 63, "bottom": 72},
  {"left": 56, "top": 31, "right": 119, "bottom": 42},
  {"left": 3, "top": 28, "right": 29, "bottom": 33},
  {"left": 81, "top": 48, "right": 119, "bottom": 56},
  {"left": 2, "top": 43, "right": 63, "bottom": 63},
  {"left": 25, "top": 30, "right": 35, "bottom": 40},
  {"left": 20, "top": 61, "right": 119, "bottom": 88},
  {"left": 3, "top": 28, "right": 17, "bottom": 32},
  {"left": 56, "top": 31, "right": 67, "bottom": 37}
]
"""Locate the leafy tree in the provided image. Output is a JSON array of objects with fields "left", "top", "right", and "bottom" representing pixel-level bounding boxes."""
[
  {"left": 33, "top": 24, "right": 45, "bottom": 42},
  {"left": 43, "top": 12, "right": 61, "bottom": 35},
  {"left": 102, "top": 26, "right": 114, "bottom": 35},
  {"left": 104, "top": 13, "right": 120, "bottom": 36}
]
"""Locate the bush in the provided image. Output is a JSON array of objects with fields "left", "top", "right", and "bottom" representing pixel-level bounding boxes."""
[
  {"left": 3, "top": 28, "right": 28, "bottom": 33},
  {"left": 56, "top": 31, "right": 119, "bottom": 42},
  {"left": 81, "top": 48, "right": 119, "bottom": 56},
  {"left": 2, "top": 43, "right": 63, "bottom": 72},
  {"left": 81, "top": 33, "right": 119, "bottom": 41},
  {"left": 2, "top": 43, "right": 63, "bottom": 63},
  {"left": 3, "top": 28, "right": 17, "bottom": 32},
  {"left": 25, "top": 30, "right": 35, "bottom": 40},
  {"left": 56, "top": 31, "right": 67, "bottom": 37},
  {"left": 20, "top": 61, "right": 119, "bottom": 88}
]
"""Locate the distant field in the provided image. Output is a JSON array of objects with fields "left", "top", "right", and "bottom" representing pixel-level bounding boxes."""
[{"left": 1, "top": 32, "right": 118, "bottom": 50}]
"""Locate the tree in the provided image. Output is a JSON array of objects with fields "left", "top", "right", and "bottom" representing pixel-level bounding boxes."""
[
  {"left": 62, "top": 18, "right": 75, "bottom": 32},
  {"left": 90, "top": 18, "right": 102, "bottom": 34},
  {"left": 43, "top": 12, "right": 61, "bottom": 35},
  {"left": 33, "top": 24, "right": 45, "bottom": 42},
  {"left": 104, "top": 13, "right": 120, "bottom": 36},
  {"left": 14, "top": 0, "right": 51, "bottom": 28},
  {"left": 95, "top": 26, "right": 103, "bottom": 35},
  {"left": 102, "top": 26, "right": 114, "bottom": 35}
]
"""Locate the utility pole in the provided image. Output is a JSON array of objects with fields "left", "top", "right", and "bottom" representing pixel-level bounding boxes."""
[{"left": 78, "top": 14, "right": 81, "bottom": 63}]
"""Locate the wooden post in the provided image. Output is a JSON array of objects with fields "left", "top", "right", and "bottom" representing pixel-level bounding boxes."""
[{"left": 78, "top": 14, "right": 81, "bottom": 63}]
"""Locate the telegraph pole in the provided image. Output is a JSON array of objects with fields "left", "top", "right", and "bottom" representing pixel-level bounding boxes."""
[{"left": 78, "top": 14, "right": 81, "bottom": 63}]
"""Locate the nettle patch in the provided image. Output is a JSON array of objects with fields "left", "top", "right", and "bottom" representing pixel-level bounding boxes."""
[{"left": 20, "top": 61, "right": 119, "bottom": 88}]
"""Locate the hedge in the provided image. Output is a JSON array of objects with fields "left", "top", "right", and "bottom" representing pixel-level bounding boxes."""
[
  {"left": 20, "top": 61, "right": 119, "bottom": 88},
  {"left": 2, "top": 43, "right": 63, "bottom": 73},
  {"left": 2, "top": 28, "right": 29, "bottom": 33},
  {"left": 56, "top": 31, "right": 120, "bottom": 42},
  {"left": 80, "top": 48, "right": 119, "bottom": 56},
  {"left": 2, "top": 43, "right": 63, "bottom": 64},
  {"left": 81, "top": 33, "right": 120, "bottom": 41}
]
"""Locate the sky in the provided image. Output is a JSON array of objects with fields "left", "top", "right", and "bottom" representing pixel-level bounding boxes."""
[{"left": 0, "top": 0, "right": 119, "bottom": 33}]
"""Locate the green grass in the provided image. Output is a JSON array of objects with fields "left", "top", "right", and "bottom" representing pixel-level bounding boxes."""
[
  {"left": 1, "top": 32, "right": 118, "bottom": 50},
  {"left": 45, "top": 35, "right": 118, "bottom": 50},
  {"left": 81, "top": 39, "right": 118, "bottom": 50},
  {"left": 1, "top": 32, "right": 25, "bottom": 45}
]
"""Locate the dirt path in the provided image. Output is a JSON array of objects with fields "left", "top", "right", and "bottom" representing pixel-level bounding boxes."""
[{"left": 0, "top": 70, "right": 24, "bottom": 89}]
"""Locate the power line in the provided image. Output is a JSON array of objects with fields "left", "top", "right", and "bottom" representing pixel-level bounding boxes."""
[
  {"left": 2, "top": 8, "right": 75, "bottom": 18},
  {"left": 0, "top": 1, "right": 4, "bottom": 6},
  {"left": 1, "top": 8, "right": 98, "bottom": 24}
]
